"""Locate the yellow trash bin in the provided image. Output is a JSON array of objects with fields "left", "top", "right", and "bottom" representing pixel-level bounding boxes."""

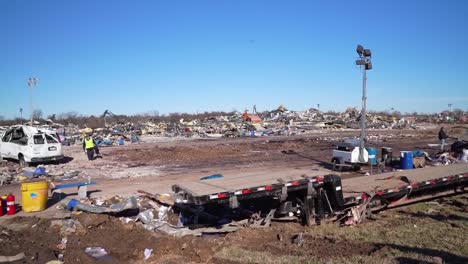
[{"left": 21, "top": 181, "right": 49, "bottom": 212}]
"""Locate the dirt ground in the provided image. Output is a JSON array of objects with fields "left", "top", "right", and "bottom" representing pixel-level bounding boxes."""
[
  {"left": 0, "top": 194, "right": 466, "bottom": 263},
  {"left": 1, "top": 127, "right": 448, "bottom": 199},
  {"left": 0, "top": 126, "right": 467, "bottom": 263}
]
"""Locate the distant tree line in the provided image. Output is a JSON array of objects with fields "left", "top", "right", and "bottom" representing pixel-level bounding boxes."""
[{"left": 0, "top": 109, "right": 235, "bottom": 128}]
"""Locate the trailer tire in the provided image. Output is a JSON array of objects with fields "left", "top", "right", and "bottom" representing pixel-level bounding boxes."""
[
  {"left": 303, "top": 198, "right": 315, "bottom": 226},
  {"left": 331, "top": 158, "right": 341, "bottom": 172}
]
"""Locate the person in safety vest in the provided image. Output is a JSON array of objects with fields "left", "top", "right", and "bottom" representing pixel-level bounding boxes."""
[{"left": 83, "top": 134, "right": 101, "bottom": 160}]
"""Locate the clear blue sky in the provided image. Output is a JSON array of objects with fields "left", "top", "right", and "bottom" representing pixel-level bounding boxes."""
[{"left": 1, "top": 0, "right": 467, "bottom": 119}]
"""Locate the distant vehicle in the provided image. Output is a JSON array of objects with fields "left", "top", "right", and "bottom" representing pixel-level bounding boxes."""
[
  {"left": 331, "top": 142, "right": 368, "bottom": 171},
  {"left": 0, "top": 126, "right": 63, "bottom": 167}
]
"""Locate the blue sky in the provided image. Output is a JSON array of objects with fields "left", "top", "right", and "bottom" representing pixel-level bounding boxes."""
[{"left": 1, "top": 0, "right": 467, "bottom": 119}]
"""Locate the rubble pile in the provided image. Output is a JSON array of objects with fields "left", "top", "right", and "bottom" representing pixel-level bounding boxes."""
[
  {"left": 2, "top": 106, "right": 465, "bottom": 143},
  {"left": 251, "top": 106, "right": 418, "bottom": 133},
  {"left": 60, "top": 192, "right": 248, "bottom": 237},
  {"left": 0, "top": 161, "right": 21, "bottom": 185}
]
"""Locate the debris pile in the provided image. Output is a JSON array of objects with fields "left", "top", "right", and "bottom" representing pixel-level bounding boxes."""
[
  {"left": 0, "top": 161, "right": 82, "bottom": 186},
  {"left": 2, "top": 106, "right": 433, "bottom": 143},
  {"left": 0, "top": 161, "right": 22, "bottom": 185},
  {"left": 56, "top": 191, "right": 253, "bottom": 237}
]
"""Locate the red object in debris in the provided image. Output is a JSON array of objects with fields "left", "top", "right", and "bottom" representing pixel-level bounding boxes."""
[
  {"left": 6, "top": 194, "right": 15, "bottom": 216},
  {"left": 242, "top": 113, "right": 262, "bottom": 124}
]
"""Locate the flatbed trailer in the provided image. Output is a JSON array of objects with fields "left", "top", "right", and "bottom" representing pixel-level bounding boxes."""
[{"left": 172, "top": 164, "right": 468, "bottom": 226}]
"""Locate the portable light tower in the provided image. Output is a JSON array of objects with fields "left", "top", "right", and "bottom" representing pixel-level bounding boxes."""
[{"left": 355, "top": 45, "right": 372, "bottom": 163}]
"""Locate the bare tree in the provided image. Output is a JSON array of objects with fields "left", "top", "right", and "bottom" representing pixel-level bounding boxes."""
[
  {"left": 141, "top": 110, "right": 159, "bottom": 118},
  {"left": 57, "top": 112, "right": 80, "bottom": 123},
  {"left": 452, "top": 108, "right": 464, "bottom": 121},
  {"left": 392, "top": 111, "right": 402, "bottom": 119},
  {"left": 32, "top": 109, "right": 43, "bottom": 120}
]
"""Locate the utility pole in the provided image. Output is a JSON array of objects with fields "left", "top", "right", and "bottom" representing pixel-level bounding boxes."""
[
  {"left": 19, "top": 108, "right": 23, "bottom": 124},
  {"left": 28, "top": 77, "right": 38, "bottom": 126},
  {"left": 355, "top": 45, "right": 373, "bottom": 163}
]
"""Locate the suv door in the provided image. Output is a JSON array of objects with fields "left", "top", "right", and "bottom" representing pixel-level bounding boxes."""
[
  {"left": 10, "top": 128, "right": 29, "bottom": 161},
  {"left": 0, "top": 129, "right": 14, "bottom": 158},
  {"left": 44, "top": 133, "right": 62, "bottom": 156},
  {"left": 32, "top": 134, "right": 46, "bottom": 157}
]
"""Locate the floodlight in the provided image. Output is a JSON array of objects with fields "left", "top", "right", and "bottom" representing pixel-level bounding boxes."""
[
  {"left": 363, "top": 49, "right": 372, "bottom": 57},
  {"left": 356, "top": 45, "right": 364, "bottom": 55},
  {"left": 356, "top": 59, "right": 366, "bottom": 65},
  {"left": 365, "top": 62, "right": 372, "bottom": 70}
]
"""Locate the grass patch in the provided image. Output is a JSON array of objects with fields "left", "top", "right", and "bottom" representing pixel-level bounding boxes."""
[
  {"left": 216, "top": 194, "right": 468, "bottom": 264},
  {"left": 307, "top": 195, "right": 468, "bottom": 254},
  {"left": 214, "top": 246, "right": 440, "bottom": 264}
]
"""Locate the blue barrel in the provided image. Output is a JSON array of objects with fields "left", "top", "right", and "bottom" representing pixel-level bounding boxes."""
[
  {"left": 366, "top": 147, "right": 378, "bottom": 165},
  {"left": 400, "top": 151, "right": 413, "bottom": 170}
]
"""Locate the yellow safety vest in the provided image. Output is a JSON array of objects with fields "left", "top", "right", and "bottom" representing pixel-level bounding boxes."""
[{"left": 84, "top": 138, "right": 95, "bottom": 149}]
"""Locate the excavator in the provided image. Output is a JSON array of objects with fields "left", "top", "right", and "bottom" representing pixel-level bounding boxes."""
[{"left": 101, "top": 110, "right": 120, "bottom": 127}]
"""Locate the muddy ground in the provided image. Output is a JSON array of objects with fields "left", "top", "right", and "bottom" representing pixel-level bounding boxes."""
[{"left": 0, "top": 127, "right": 467, "bottom": 263}]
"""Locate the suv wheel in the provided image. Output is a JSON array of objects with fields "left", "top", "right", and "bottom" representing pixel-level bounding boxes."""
[{"left": 19, "top": 155, "right": 29, "bottom": 168}]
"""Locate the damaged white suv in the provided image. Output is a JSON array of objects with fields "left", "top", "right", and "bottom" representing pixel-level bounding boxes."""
[{"left": 0, "top": 126, "right": 63, "bottom": 167}]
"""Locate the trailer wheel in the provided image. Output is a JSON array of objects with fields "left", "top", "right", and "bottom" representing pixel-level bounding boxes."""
[
  {"left": 19, "top": 154, "right": 29, "bottom": 168},
  {"left": 331, "top": 158, "right": 341, "bottom": 172},
  {"left": 303, "top": 198, "right": 315, "bottom": 226}
]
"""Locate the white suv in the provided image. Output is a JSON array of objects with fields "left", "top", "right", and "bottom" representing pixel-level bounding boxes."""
[{"left": 0, "top": 126, "right": 63, "bottom": 167}]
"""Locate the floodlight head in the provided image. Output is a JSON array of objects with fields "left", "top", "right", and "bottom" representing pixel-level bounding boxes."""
[
  {"left": 365, "top": 62, "right": 372, "bottom": 70},
  {"left": 356, "top": 59, "right": 366, "bottom": 65},
  {"left": 363, "top": 49, "right": 372, "bottom": 57},
  {"left": 356, "top": 45, "right": 364, "bottom": 55}
]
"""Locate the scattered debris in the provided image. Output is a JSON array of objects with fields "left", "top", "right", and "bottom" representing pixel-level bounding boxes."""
[
  {"left": 64, "top": 196, "right": 138, "bottom": 214},
  {"left": 292, "top": 232, "right": 305, "bottom": 247},
  {"left": 144, "top": 248, "right": 153, "bottom": 260},
  {"left": 0, "top": 253, "right": 26, "bottom": 263},
  {"left": 0, "top": 252, "right": 26, "bottom": 263},
  {"left": 50, "top": 219, "right": 83, "bottom": 235},
  {"left": 84, "top": 247, "right": 114, "bottom": 261},
  {"left": 57, "top": 237, "right": 68, "bottom": 250}
]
